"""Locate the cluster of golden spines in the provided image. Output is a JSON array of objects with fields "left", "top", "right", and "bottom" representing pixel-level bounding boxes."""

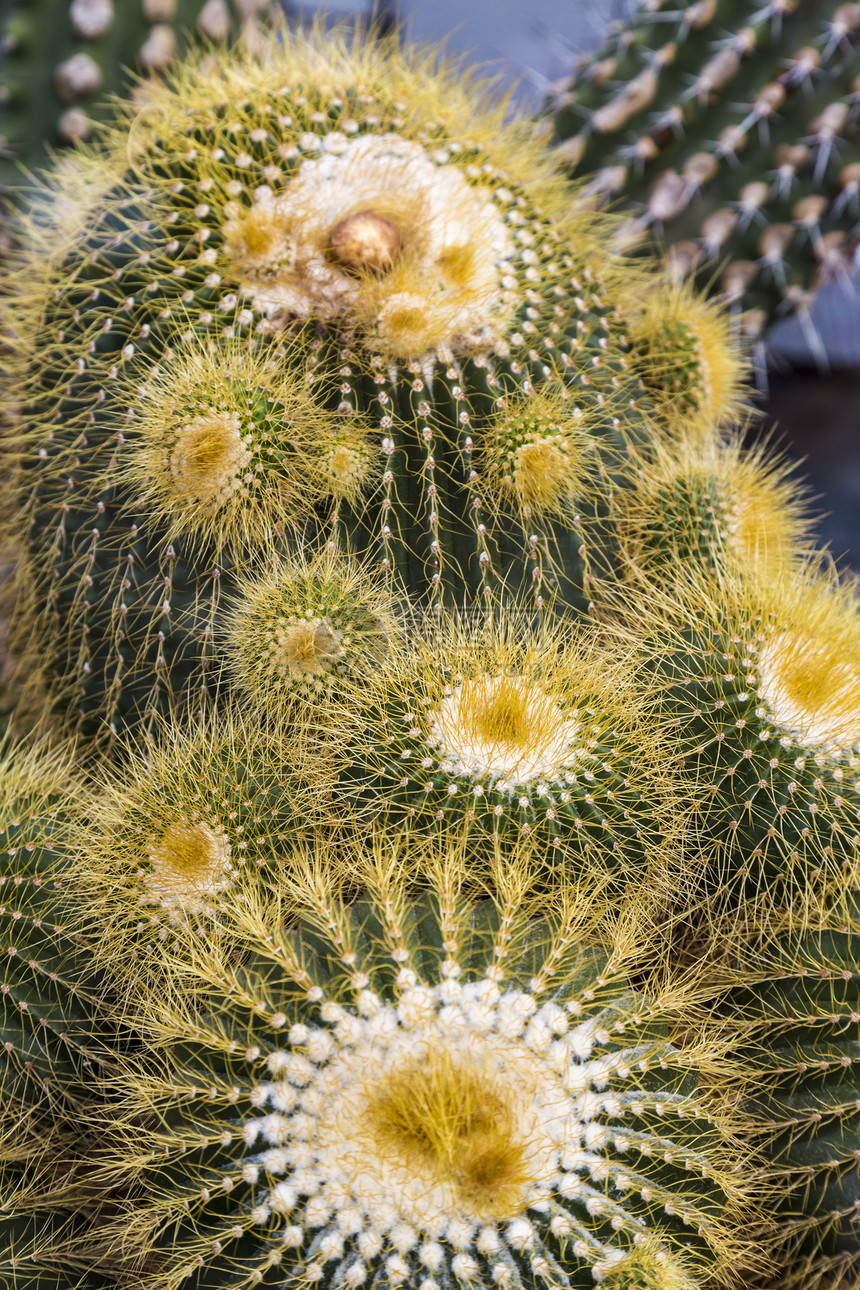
[{"left": 625, "top": 283, "right": 747, "bottom": 435}]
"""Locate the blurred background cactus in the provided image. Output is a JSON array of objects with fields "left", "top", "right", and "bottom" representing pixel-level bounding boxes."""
[
  {"left": 544, "top": 0, "right": 860, "bottom": 342},
  {"left": 0, "top": 0, "right": 285, "bottom": 200}
]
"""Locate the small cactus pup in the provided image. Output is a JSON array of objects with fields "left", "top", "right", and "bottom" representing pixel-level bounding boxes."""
[
  {"left": 0, "top": 738, "right": 119, "bottom": 1155},
  {"left": 608, "top": 560, "right": 860, "bottom": 931},
  {"left": 75, "top": 712, "right": 323, "bottom": 980},
  {"left": 329, "top": 611, "right": 678, "bottom": 886},
  {"left": 545, "top": 0, "right": 860, "bottom": 333},
  {"left": 222, "top": 548, "right": 401, "bottom": 726},
  {"left": 95, "top": 837, "right": 753, "bottom": 1290},
  {"left": 0, "top": 25, "right": 715, "bottom": 750},
  {"left": 732, "top": 902, "right": 860, "bottom": 1289},
  {"left": 613, "top": 432, "right": 814, "bottom": 585},
  {"left": 621, "top": 280, "right": 747, "bottom": 441}
]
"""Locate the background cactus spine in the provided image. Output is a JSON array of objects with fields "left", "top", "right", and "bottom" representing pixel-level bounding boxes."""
[{"left": 544, "top": 0, "right": 860, "bottom": 337}]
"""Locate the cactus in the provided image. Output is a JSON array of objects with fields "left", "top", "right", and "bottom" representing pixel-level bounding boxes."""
[
  {"left": 326, "top": 612, "right": 678, "bottom": 883},
  {"left": 612, "top": 432, "right": 814, "bottom": 585},
  {"left": 0, "top": 740, "right": 119, "bottom": 1148},
  {"left": 223, "top": 549, "right": 400, "bottom": 724},
  {"left": 545, "top": 0, "right": 860, "bottom": 334},
  {"left": 3, "top": 17, "right": 860, "bottom": 1290},
  {"left": 0, "top": 0, "right": 281, "bottom": 198},
  {"left": 0, "top": 25, "right": 750, "bottom": 751},
  {"left": 88, "top": 839, "right": 754, "bottom": 1290},
  {"left": 73, "top": 712, "right": 322, "bottom": 985},
  {"left": 602, "top": 559, "right": 860, "bottom": 927},
  {"left": 731, "top": 905, "right": 860, "bottom": 1289}
]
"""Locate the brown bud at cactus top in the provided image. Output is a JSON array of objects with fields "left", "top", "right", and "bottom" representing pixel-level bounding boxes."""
[{"left": 329, "top": 210, "right": 402, "bottom": 274}]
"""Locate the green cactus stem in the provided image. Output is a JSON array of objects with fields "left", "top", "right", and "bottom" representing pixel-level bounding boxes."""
[
  {"left": 612, "top": 432, "right": 814, "bottom": 584},
  {"left": 0, "top": 741, "right": 118, "bottom": 1149},
  {"left": 545, "top": 0, "right": 860, "bottom": 338}
]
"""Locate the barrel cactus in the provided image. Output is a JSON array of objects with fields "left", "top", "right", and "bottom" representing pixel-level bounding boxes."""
[
  {"left": 545, "top": 0, "right": 860, "bottom": 333},
  {"left": 731, "top": 902, "right": 860, "bottom": 1289},
  {"left": 603, "top": 559, "right": 860, "bottom": 929},
  {"left": 323, "top": 611, "right": 679, "bottom": 888},
  {"left": 86, "top": 842, "right": 755, "bottom": 1290},
  {"left": 0, "top": 23, "right": 747, "bottom": 751}
]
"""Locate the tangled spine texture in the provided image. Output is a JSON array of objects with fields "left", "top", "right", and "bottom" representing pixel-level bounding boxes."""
[{"left": 100, "top": 852, "right": 749, "bottom": 1290}]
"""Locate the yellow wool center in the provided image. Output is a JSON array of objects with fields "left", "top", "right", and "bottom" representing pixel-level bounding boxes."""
[
  {"left": 513, "top": 438, "right": 569, "bottom": 510},
  {"left": 470, "top": 682, "right": 531, "bottom": 749},
  {"left": 274, "top": 618, "right": 339, "bottom": 674},
  {"left": 324, "top": 442, "right": 367, "bottom": 502},
  {"left": 365, "top": 1055, "right": 532, "bottom": 1218},
  {"left": 146, "top": 819, "right": 232, "bottom": 909},
  {"left": 329, "top": 209, "right": 402, "bottom": 274},
  {"left": 432, "top": 673, "right": 582, "bottom": 781},
  {"left": 436, "top": 243, "right": 479, "bottom": 292},
  {"left": 170, "top": 413, "right": 248, "bottom": 505},
  {"left": 758, "top": 629, "right": 860, "bottom": 747}
]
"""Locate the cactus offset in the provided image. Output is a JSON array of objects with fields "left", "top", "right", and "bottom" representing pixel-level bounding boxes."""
[
  {"left": 327, "top": 611, "right": 678, "bottom": 885},
  {"left": 604, "top": 560, "right": 860, "bottom": 929},
  {"left": 546, "top": 0, "right": 860, "bottom": 334},
  {"left": 0, "top": 741, "right": 118, "bottom": 1149}
]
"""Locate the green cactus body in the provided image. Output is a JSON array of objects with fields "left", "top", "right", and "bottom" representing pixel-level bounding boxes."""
[
  {"left": 614, "top": 565, "right": 860, "bottom": 916},
  {"left": 77, "top": 714, "right": 319, "bottom": 973},
  {"left": 96, "top": 858, "right": 748, "bottom": 1289},
  {"left": 332, "top": 616, "right": 672, "bottom": 881},
  {"left": 0, "top": 0, "right": 280, "bottom": 196},
  {"left": 0, "top": 30, "right": 682, "bottom": 749},
  {"left": 0, "top": 744, "right": 115, "bottom": 1146},
  {"left": 614, "top": 435, "right": 812, "bottom": 583},
  {"left": 737, "top": 920, "right": 860, "bottom": 1289},
  {"left": 546, "top": 0, "right": 860, "bottom": 331}
]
